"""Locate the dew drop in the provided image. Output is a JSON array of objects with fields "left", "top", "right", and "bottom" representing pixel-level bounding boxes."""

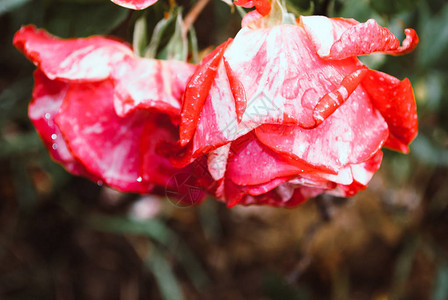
[
  {"left": 45, "top": 113, "right": 51, "bottom": 119},
  {"left": 281, "top": 76, "right": 301, "bottom": 100},
  {"left": 301, "top": 88, "right": 318, "bottom": 110},
  {"left": 52, "top": 143, "right": 58, "bottom": 150},
  {"left": 97, "top": 180, "right": 103, "bottom": 186},
  {"left": 51, "top": 134, "right": 57, "bottom": 140},
  {"left": 137, "top": 176, "right": 142, "bottom": 183}
]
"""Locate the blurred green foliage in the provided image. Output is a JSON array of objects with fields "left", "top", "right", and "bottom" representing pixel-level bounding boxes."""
[{"left": 0, "top": 0, "right": 448, "bottom": 299}]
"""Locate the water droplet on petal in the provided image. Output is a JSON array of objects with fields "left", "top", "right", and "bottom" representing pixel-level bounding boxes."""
[
  {"left": 136, "top": 176, "right": 142, "bottom": 183},
  {"left": 45, "top": 113, "right": 51, "bottom": 119},
  {"left": 52, "top": 143, "right": 58, "bottom": 150},
  {"left": 97, "top": 180, "right": 103, "bottom": 186},
  {"left": 51, "top": 134, "right": 57, "bottom": 140}
]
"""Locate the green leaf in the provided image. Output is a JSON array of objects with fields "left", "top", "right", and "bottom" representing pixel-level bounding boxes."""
[
  {"left": 411, "top": 134, "right": 448, "bottom": 167},
  {"left": 145, "top": 12, "right": 177, "bottom": 58},
  {"left": 369, "top": 0, "right": 419, "bottom": 15},
  {"left": 133, "top": 16, "right": 148, "bottom": 57},
  {"left": 417, "top": 2, "right": 448, "bottom": 68},
  {"left": 433, "top": 262, "right": 448, "bottom": 300},
  {"left": 88, "top": 215, "right": 209, "bottom": 289},
  {"left": 0, "top": 76, "right": 33, "bottom": 127},
  {"left": 44, "top": 2, "right": 129, "bottom": 38},
  {"left": 333, "top": 0, "right": 381, "bottom": 22},
  {"left": 145, "top": 248, "right": 184, "bottom": 300},
  {"left": 0, "top": 132, "right": 42, "bottom": 159},
  {"left": 0, "top": 0, "right": 31, "bottom": 15},
  {"left": 188, "top": 26, "right": 199, "bottom": 64},
  {"left": 390, "top": 236, "right": 420, "bottom": 299},
  {"left": 163, "top": 9, "right": 188, "bottom": 61}
]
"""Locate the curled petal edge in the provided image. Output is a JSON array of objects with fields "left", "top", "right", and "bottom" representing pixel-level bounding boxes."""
[{"left": 301, "top": 16, "right": 419, "bottom": 60}]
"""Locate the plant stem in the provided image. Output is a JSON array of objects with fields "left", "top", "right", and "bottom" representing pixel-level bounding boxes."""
[{"left": 183, "top": 0, "right": 211, "bottom": 34}]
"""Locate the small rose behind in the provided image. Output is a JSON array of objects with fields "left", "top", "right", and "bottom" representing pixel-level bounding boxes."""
[
  {"left": 110, "top": 0, "right": 157, "bottom": 10},
  {"left": 176, "top": 0, "right": 419, "bottom": 207},
  {"left": 13, "top": 25, "right": 207, "bottom": 205}
]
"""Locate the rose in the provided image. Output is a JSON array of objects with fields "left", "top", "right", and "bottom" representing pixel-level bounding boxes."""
[
  {"left": 176, "top": 0, "right": 419, "bottom": 207},
  {"left": 14, "top": 25, "right": 206, "bottom": 204},
  {"left": 110, "top": 0, "right": 157, "bottom": 10}
]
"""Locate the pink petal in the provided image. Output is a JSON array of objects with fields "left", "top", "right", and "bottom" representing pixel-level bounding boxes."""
[
  {"left": 350, "top": 150, "right": 382, "bottom": 185},
  {"left": 223, "top": 57, "right": 247, "bottom": 123},
  {"left": 55, "top": 80, "right": 153, "bottom": 193},
  {"left": 223, "top": 178, "right": 307, "bottom": 208},
  {"left": 301, "top": 16, "right": 419, "bottom": 60},
  {"left": 13, "top": 25, "right": 133, "bottom": 81},
  {"left": 226, "top": 134, "right": 317, "bottom": 186},
  {"left": 362, "top": 70, "right": 418, "bottom": 153},
  {"left": 255, "top": 87, "right": 389, "bottom": 172},
  {"left": 241, "top": 10, "right": 264, "bottom": 28},
  {"left": 234, "top": 0, "right": 271, "bottom": 16},
  {"left": 111, "top": 0, "right": 157, "bottom": 10},
  {"left": 180, "top": 39, "right": 232, "bottom": 146},
  {"left": 188, "top": 57, "right": 243, "bottom": 159},
  {"left": 29, "top": 70, "right": 95, "bottom": 177},
  {"left": 339, "top": 150, "right": 383, "bottom": 196},
  {"left": 113, "top": 57, "right": 195, "bottom": 118},
  {"left": 139, "top": 114, "right": 180, "bottom": 187},
  {"left": 207, "top": 144, "right": 231, "bottom": 181},
  {"left": 300, "top": 16, "right": 359, "bottom": 57},
  {"left": 224, "top": 25, "right": 363, "bottom": 129},
  {"left": 313, "top": 68, "right": 368, "bottom": 126}
]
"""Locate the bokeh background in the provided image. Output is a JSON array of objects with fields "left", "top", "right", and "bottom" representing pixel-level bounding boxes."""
[{"left": 1, "top": 0, "right": 448, "bottom": 299}]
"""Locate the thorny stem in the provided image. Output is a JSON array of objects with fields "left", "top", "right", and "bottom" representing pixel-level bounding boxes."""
[{"left": 183, "top": 0, "right": 212, "bottom": 34}]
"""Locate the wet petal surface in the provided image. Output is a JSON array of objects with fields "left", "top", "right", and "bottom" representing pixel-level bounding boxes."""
[
  {"left": 301, "top": 16, "right": 419, "bottom": 60},
  {"left": 13, "top": 25, "right": 133, "bottom": 81},
  {"left": 255, "top": 88, "right": 389, "bottom": 172},
  {"left": 56, "top": 80, "right": 152, "bottom": 193},
  {"left": 113, "top": 57, "right": 195, "bottom": 118},
  {"left": 29, "top": 71, "right": 93, "bottom": 177},
  {"left": 362, "top": 70, "right": 418, "bottom": 153}
]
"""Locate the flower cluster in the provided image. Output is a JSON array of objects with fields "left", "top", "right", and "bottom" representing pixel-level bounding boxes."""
[{"left": 14, "top": 0, "right": 419, "bottom": 208}]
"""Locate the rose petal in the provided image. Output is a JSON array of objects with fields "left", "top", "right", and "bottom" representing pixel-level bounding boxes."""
[
  {"left": 223, "top": 57, "right": 247, "bottom": 123},
  {"left": 180, "top": 39, "right": 232, "bottom": 146},
  {"left": 300, "top": 16, "right": 359, "bottom": 58},
  {"left": 227, "top": 134, "right": 318, "bottom": 186},
  {"left": 234, "top": 0, "right": 271, "bottom": 16},
  {"left": 29, "top": 70, "right": 93, "bottom": 177},
  {"left": 255, "top": 87, "right": 389, "bottom": 172},
  {"left": 313, "top": 68, "right": 368, "bottom": 126},
  {"left": 139, "top": 113, "right": 181, "bottom": 187},
  {"left": 188, "top": 57, "right": 245, "bottom": 159},
  {"left": 55, "top": 80, "right": 152, "bottom": 193},
  {"left": 224, "top": 178, "right": 306, "bottom": 208},
  {"left": 111, "top": 0, "right": 157, "bottom": 10},
  {"left": 350, "top": 150, "right": 383, "bottom": 185},
  {"left": 241, "top": 10, "right": 264, "bottom": 28},
  {"left": 362, "top": 70, "right": 418, "bottom": 153},
  {"left": 13, "top": 25, "right": 133, "bottom": 81},
  {"left": 339, "top": 150, "right": 383, "bottom": 196},
  {"left": 207, "top": 143, "right": 231, "bottom": 181},
  {"left": 113, "top": 57, "right": 195, "bottom": 118},
  {"left": 224, "top": 25, "right": 363, "bottom": 129},
  {"left": 301, "top": 16, "right": 418, "bottom": 60}
]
